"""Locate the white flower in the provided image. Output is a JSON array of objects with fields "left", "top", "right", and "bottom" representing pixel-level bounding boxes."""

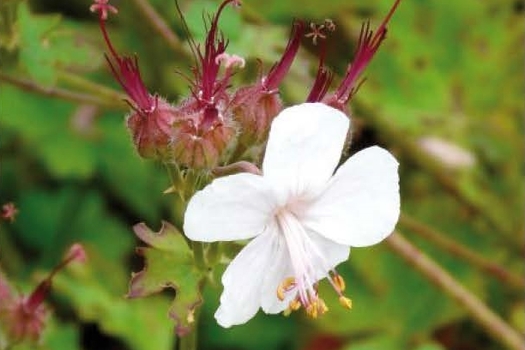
[{"left": 184, "top": 102, "right": 400, "bottom": 327}]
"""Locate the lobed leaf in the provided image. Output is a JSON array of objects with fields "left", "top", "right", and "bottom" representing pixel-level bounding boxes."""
[{"left": 128, "top": 221, "right": 204, "bottom": 336}]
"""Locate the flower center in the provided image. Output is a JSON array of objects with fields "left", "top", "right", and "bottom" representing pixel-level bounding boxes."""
[{"left": 274, "top": 208, "right": 352, "bottom": 318}]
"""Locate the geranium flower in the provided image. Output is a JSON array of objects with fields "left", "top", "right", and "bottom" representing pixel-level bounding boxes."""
[{"left": 185, "top": 102, "right": 399, "bottom": 327}]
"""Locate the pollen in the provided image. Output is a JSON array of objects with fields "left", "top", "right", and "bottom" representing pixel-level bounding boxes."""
[
  {"left": 289, "top": 298, "right": 301, "bottom": 311},
  {"left": 277, "top": 277, "right": 296, "bottom": 301},
  {"left": 283, "top": 298, "right": 301, "bottom": 317},
  {"left": 305, "top": 298, "right": 328, "bottom": 319},
  {"left": 339, "top": 296, "right": 353, "bottom": 309}
]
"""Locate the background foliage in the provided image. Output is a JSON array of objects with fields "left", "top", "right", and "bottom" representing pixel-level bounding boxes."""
[{"left": 0, "top": 0, "right": 523, "bottom": 349}]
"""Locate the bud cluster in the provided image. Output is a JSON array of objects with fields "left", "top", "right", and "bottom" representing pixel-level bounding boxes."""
[{"left": 90, "top": 0, "right": 400, "bottom": 170}]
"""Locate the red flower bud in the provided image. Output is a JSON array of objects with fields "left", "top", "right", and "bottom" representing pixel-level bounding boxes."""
[
  {"left": 4, "top": 297, "right": 47, "bottom": 343},
  {"left": 231, "top": 86, "right": 283, "bottom": 144},
  {"left": 170, "top": 99, "right": 235, "bottom": 169},
  {"left": 127, "top": 98, "right": 177, "bottom": 160}
]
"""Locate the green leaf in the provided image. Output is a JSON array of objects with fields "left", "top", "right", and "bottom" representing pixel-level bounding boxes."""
[
  {"left": 342, "top": 335, "right": 402, "bottom": 350},
  {"left": 128, "top": 221, "right": 204, "bottom": 336},
  {"left": 183, "top": 0, "right": 242, "bottom": 42},
  {"left": 97, "top": 113, "right": 169, "bottom": 222},
  {"left": 54, "top": 260, "right": 174, "bottom": 350},
  {"left": 16, "top": 2, "right": 60, "bottom": 85},
  {"left": 0, "top": 85, "right": 97, "bottom": 179}
]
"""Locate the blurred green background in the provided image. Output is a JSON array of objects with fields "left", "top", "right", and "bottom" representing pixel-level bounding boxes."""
[{"left": 0, "top": 0, "right": 523, "bottom": 349}]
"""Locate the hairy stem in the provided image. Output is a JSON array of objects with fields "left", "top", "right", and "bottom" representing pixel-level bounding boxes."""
[
  {"left": 386, "top": 232, "right": 525, "bottom": 350},
  {"left": 400, "top": 214, "right": 525, "bottom": 290}
]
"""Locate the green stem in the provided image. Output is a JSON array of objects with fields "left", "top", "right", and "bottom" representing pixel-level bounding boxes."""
[
  {"left": 192, "top": 242, "right": 206, "bottom": 271},
  {"left": 177, "top": 318, "right": 198, "bottom": 350},
  {"left": 400, "top": 213, "right": 525, "bottom": 290},
  {"left": 165, "top": 163, "right": 185, "bottom": 196},
  {"left": 130, "top": 0, "right": 188, "bottom": 57},
  {"left": 206, "top": 242, "right": 220, "bottom": 266},
  {"left": 0, "top": 72, "right": 125, "bottom": 110},
  {"left": 57, "top": 71, "right": 127, "bottom": 102},
  {"left": 386, "top": 232, "right": 525, "bottom": 350},
  {"left": 0, "top": 226, "right": 23, "bottom": 274}
]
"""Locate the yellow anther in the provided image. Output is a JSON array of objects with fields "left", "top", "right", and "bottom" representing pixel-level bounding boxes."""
[
  {"left": 339, "top": 296, "right": 353, "bottom": 309},
  {"left": 289, "top": 299, "right": 301, "bottom": 311},
  {"left": 306, "top": 303, "right": 318, "bottom": 318},
  {"left": 332, "top": 273, "right": 346, "bottom": 292},
  {"left": 318, "top": 298, "right": 329, "bottom": 314},
  {"left": 276, "top": 277, "right": 296, "bottom": 301},
  {"left": 283, "top": 307, "right": 292, "bottom": 317},
  {"left": 277, "top": 286, "right": 285, "bottom": 301}
]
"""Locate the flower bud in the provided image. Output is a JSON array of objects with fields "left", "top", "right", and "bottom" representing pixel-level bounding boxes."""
[
  {"left": 126, "top": 98, "right": 177, "bottom": 160},
  {"left": 0, "top": 272, "right": 13, "bottom": 302},
  {"left": 1, "top": 202, "right": 18, "bottom": 223},
  {"left": 170, "top": 99, "right": 236, "bottom": 169},
  {"left": 231, "top": 86, "right": 283, "bottom": 145},
  {"left": 5, "top": 298, "right": 47, "bottom": 343},
  {"left": 64, "top": 243, "right": 88, "bottom": 264}
]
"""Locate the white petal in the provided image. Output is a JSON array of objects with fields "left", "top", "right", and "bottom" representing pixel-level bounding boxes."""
[
  {"left": 260, "top": 225, "right": 293, "bottom": 314},
  {"left": 301, "top": 146, "right": 400, "bottom": 247},
  {"left": 306, "top": 230, "right": 350, "bottom": 278},
  {"left": 215, "top": 230, "right": 276, "bottom": 327},
  {"left": 262, "top": 103, "right": 350, "bottom": 204},
  {"left": 184, "top": 173, "right": 276, "bottom": 242}
]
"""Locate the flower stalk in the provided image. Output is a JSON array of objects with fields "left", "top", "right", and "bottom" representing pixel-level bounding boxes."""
[
  {"left": 386, "top": 232, "right": 525, "bottom": 350},
  {"left": 400, "top": 213, "right": 525, "bottom": 290}
]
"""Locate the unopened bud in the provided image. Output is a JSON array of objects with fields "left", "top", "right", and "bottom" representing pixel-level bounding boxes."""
[
  {"left": 170, "top": 101, "right": 236, "bottom": 169},
  {"left": 126, "top": 98, "right": 177, "bottom": 160},
  {"left": 64, "top": 243, "right": 87, "bottom": 264},
  {"left": 6, "top": 298, "right": 47, "bottom": 342},
  {"left": 0, "top": 272, "right": 13, "bottom": 302},
  {"left": 232, "top": 86, "right": 283, "bottom": 145},
  {"left": 1, "top": 202, "right": 18, "bottom": 223}
]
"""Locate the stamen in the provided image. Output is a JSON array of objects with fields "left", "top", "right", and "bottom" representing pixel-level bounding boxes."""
[
  {"left": 318, "top": 298, "right": 328, "bottom": 314},
  {"left": 305, "top": 22, "right": 326, "bottom": 46},
  {"left": 289, "top": 298, "right": 301, "bottom": 311},
  {"left": 331, "top": 272, "right": 346, "bottom": 292},
  {"left": 306, "top": 302, "right": 318, "bottom": 318},
  {"left": 324, "top": 19, "right": 336, "bottom": 32},
  {"left": 305, "top": 19, "right": 336, "bottom": 45},
  {"left": 90, "top": 0, "right": 118, "bottom": 21},
  {"left": 277, "top": 277, "right": 296, "bottom": 301},
  {"left": 275, "top": 209, "right": 355, "bottom": 319},
  {"left": 215, "top": 53, "right": 246, "bottom": 69},
  {"left": 339, "top": 296, "right": 353, "bottom": 309}
]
